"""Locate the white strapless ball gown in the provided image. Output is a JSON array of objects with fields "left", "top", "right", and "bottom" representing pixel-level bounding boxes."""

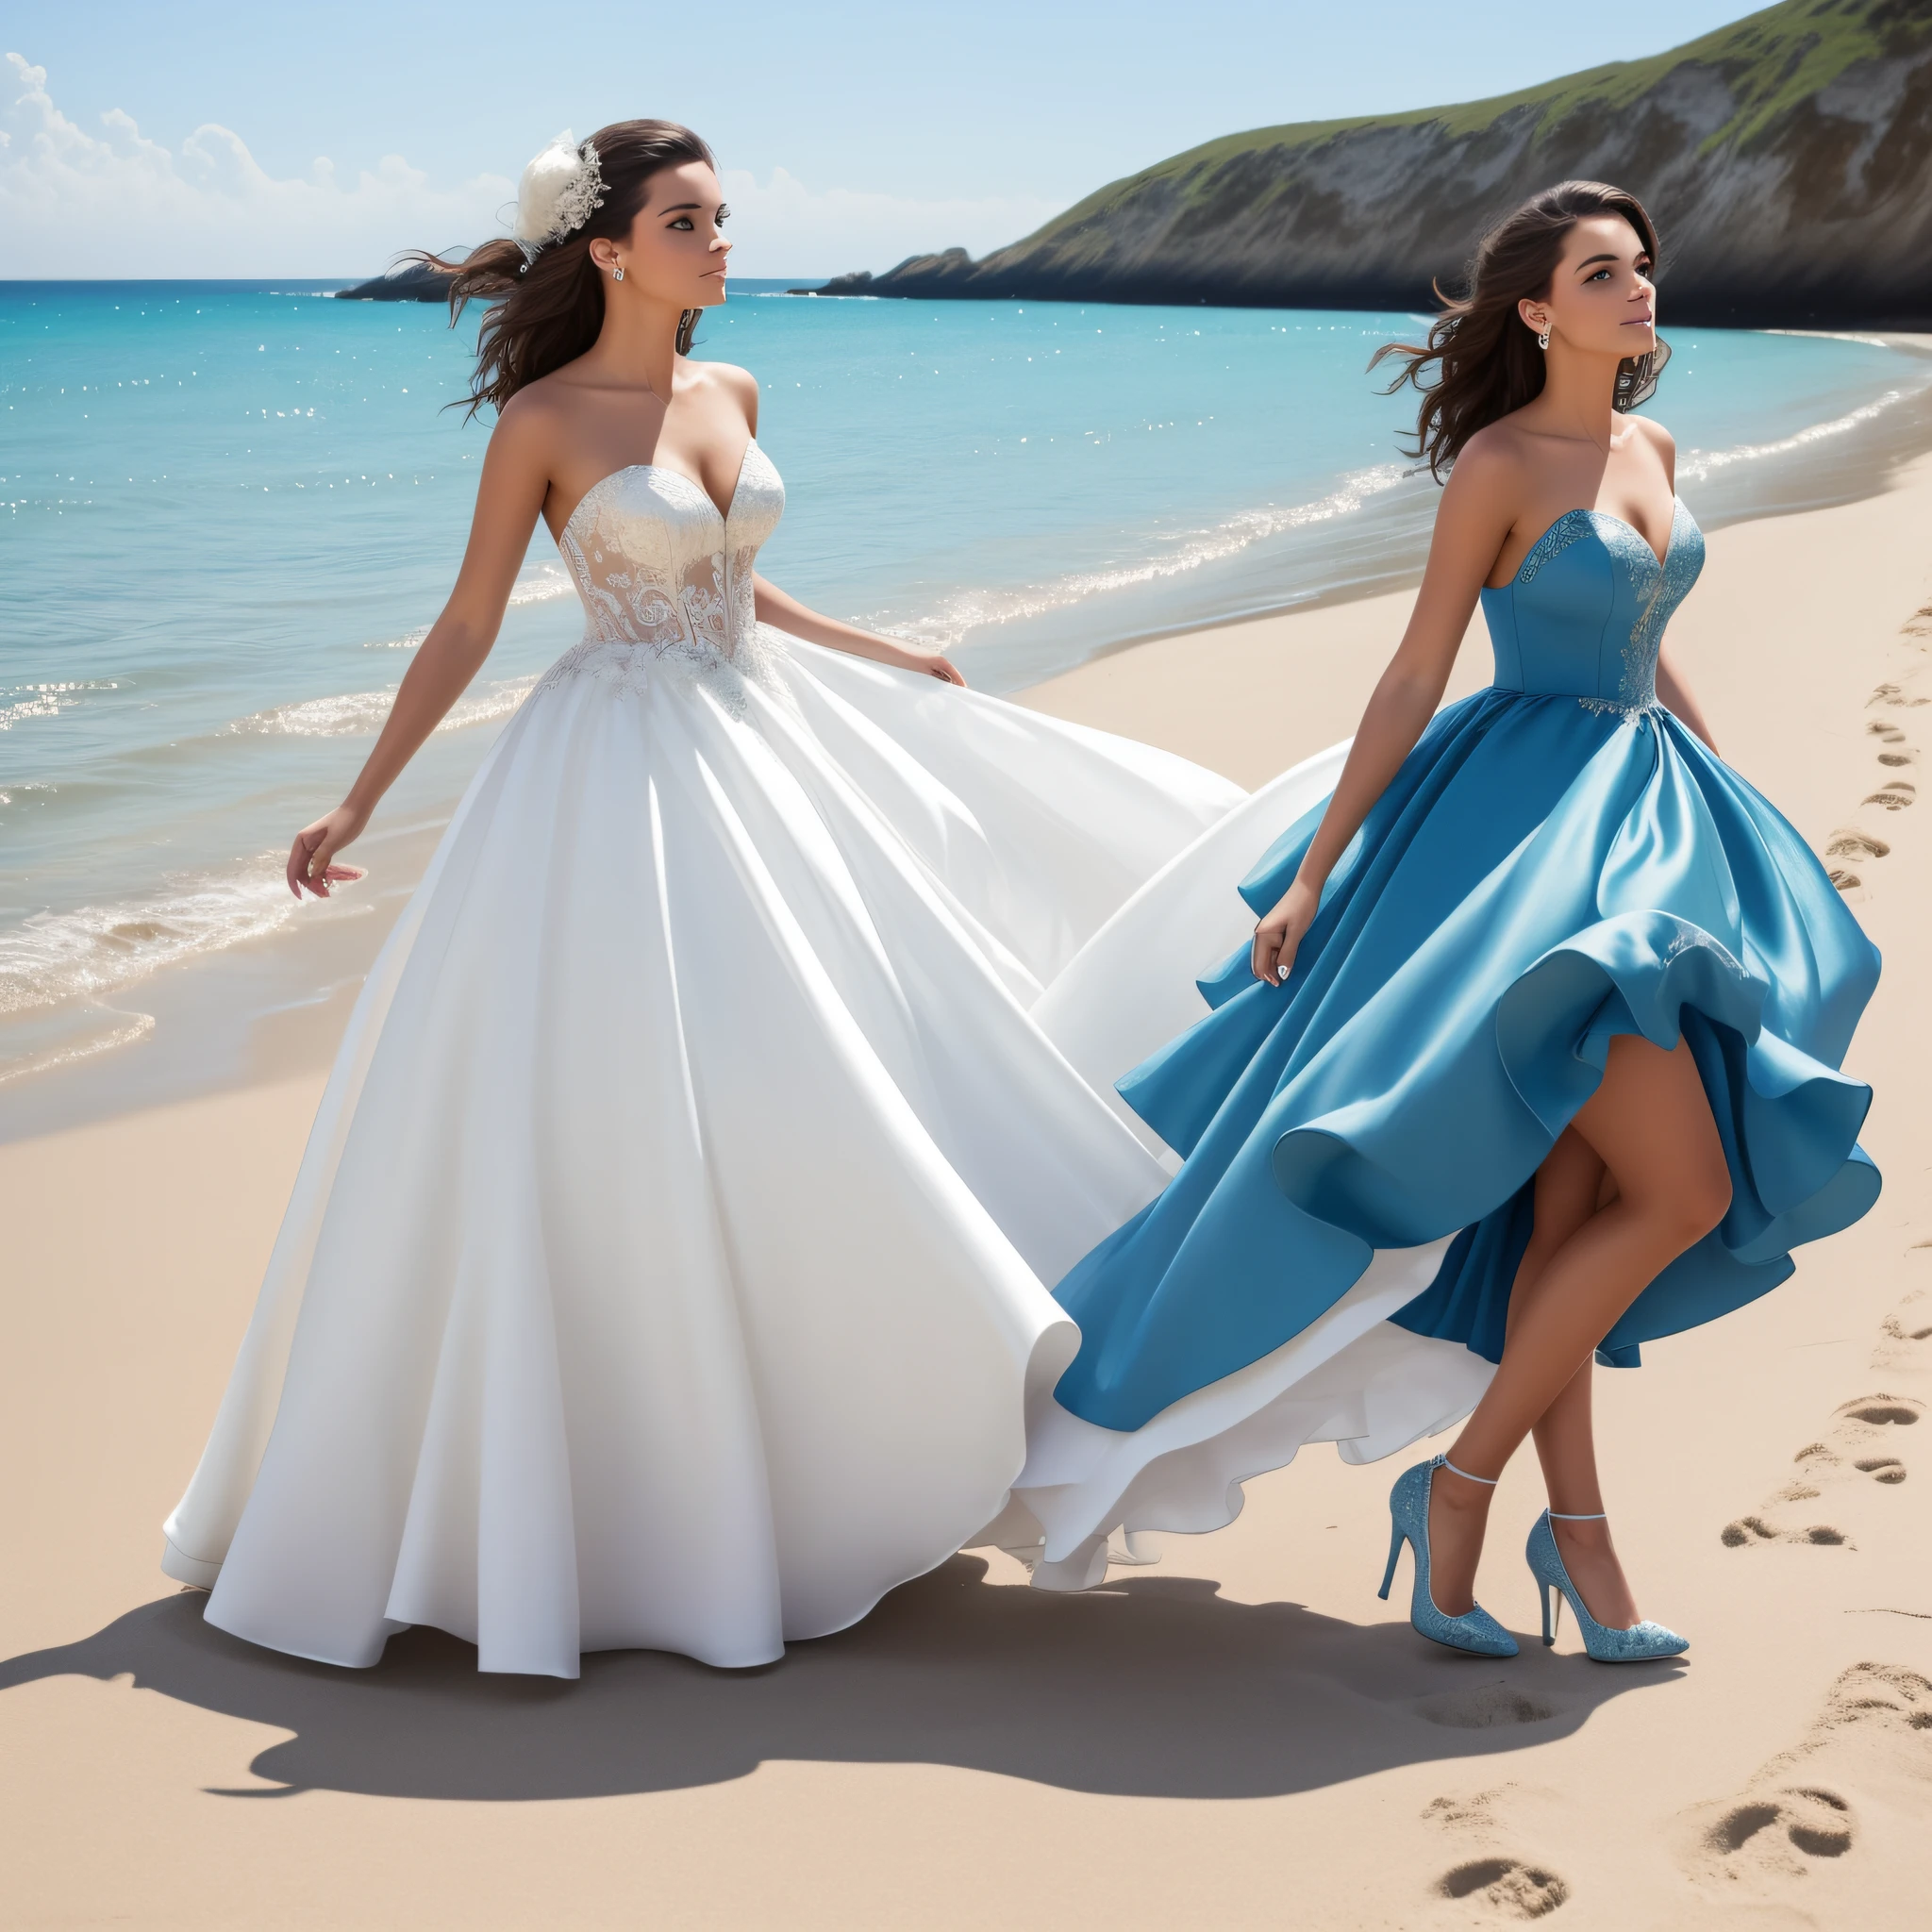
[{"left": 161, "top": 441, "right": 1245, "bottom": 1676}]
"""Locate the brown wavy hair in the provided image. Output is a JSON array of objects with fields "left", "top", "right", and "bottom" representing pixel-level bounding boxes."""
[
  {"left": 1370, "top": 181, "right": 1670, "bottom": 479},
  {"left": 410, "top": 120, "right": 716, "bottom": 419}
]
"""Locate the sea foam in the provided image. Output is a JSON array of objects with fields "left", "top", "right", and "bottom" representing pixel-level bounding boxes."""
[
  {"left": 227, "top": 675, "right": 538, "bottom": 738},
  {"left": 0, "top": 854, "right": 306, "bottom": 1017},
  {"left": 1677, "top": 388, "right": 1913, "bottom": 482},
  {"left": 871, "top": 462, "right": 1412, "bottom": 650},
  {"left": 5, "top": 284, "right": 1926, "bottom": 1112}
]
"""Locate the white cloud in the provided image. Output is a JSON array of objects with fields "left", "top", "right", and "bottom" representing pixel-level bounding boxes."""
[
  {"left": 0, "top": 53, "right": 517, "bottom": 277},
  {"left": 1, "top": 56, "right": 1058, "bottom": 280}
]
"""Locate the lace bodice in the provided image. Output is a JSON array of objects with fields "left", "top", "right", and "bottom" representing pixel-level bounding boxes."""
[
  {"left": 1481, "top": 497, "right": 1704, "bottom": 721},
  {"left": 536, "top": 440, "right": 788, "bottom": 713}
]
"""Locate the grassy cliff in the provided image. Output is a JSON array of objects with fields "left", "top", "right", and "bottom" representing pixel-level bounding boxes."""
[{"left": 826, "top": 0, "right": 1932, "bottom": 325}]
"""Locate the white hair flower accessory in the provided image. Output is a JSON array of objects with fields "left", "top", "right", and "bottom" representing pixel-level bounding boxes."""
[{"left": 512, "top": 131, "right": 607, "bottom": 260}]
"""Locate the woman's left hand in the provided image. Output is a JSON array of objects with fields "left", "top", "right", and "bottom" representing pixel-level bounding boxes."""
[
  {"left": 889, "top": 644, "right": 967, "bottom": 686},
  {"left": 749, "top": 572, "right": 966, "bottom": 684},
  {"left": 1252, "top": 875, "right": 1320, "bottom": 985}
]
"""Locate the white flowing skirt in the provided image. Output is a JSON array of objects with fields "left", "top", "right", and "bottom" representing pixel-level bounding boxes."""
[
  {"left": 991, "top": 746, "right": 1496, "bottom": 1590},
  {"left": 162, "top": 630, "right": 1242, "bottom": 1677}
]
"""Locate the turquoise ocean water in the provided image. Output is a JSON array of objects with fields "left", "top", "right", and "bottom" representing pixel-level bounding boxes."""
[{"left": 4, "top": 277, "right": 1930, "bottom": 1129}]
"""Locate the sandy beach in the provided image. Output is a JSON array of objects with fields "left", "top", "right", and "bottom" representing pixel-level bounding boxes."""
[{"left": 5, "top": 455, "right": 1931, "bottom": 1928}]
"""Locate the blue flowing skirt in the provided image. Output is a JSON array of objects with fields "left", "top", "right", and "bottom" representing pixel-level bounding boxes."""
[{"left": 1051, "top": 690, "right": 1880, "bottom": 1434}]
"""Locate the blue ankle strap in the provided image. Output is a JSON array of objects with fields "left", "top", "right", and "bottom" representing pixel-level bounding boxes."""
[{"left": 1441, "top": 1457, "right": 1499, "bottom": 1486}]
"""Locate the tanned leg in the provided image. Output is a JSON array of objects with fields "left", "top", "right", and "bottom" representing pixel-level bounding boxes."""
[
  {"left": 1520, "top": 1158, "right": 1645, "bottom": 1626},
  {"left": 1417, "top": 1131, "right": 1601, "bottom": 1611},
  {"left": 1426, "top": 1036, "right": 1730, "bottom": 1617}
]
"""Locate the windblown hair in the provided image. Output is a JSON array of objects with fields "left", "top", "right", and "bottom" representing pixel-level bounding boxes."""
[
  {"left": 1370, "top": 181, "right": 1669, "bottom": 479},
  {"left": 410, "top": 120, "right": 715, "bottom": 419}
]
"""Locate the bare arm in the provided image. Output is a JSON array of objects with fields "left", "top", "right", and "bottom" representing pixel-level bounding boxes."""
[
  {"left": 752, "top": 575, "right": 965, "bottom": 684},
  {"left": 1250, "top": 449, "right": 1515, "bottom": 984},
  {"left": 287, "top": 407, "right": 549, "bottom": 896},
  {"left": 707, "top": 358, "right": 961, "bottom": 686}
]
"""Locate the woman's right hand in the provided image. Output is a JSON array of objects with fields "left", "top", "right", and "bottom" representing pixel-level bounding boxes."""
[
  {"left": 1251, "top": 875, "right": 1319, "bottom": 986},
  {"left": 287, "top": 803, "right": 370, "bottom": 899}
]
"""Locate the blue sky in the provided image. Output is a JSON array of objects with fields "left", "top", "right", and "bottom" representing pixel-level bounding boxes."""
[{"left": 5, "top": 0, "right": 1770, "bottom": 276}]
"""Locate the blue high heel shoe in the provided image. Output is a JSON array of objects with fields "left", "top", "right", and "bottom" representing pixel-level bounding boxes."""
[
  {"left": 1378, "top": 1456, "right": 1518, "bottom": 1657},
  {"left": 1525, "top": 1510, "right": 1689, "bottom": 1662}
]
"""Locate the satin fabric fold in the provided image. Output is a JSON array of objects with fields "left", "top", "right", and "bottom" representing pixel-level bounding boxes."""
[
  {"left": 1002, "top": 496, "right": 1878, "bottom": 1586},
  {"left": 1052, "top": 685, "right": 1877, "bottom": 1434},
  {"left": 161, "top": 625, "right": 1244, "bottom": 1676}
]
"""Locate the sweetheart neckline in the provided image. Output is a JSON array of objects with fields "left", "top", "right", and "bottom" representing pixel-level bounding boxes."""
[
  {"left": 558, "top": 438, "right": 758, "bottom": 543},
  {"left": 1496, "top": 495, "right": 1684, "bottom": 591}
]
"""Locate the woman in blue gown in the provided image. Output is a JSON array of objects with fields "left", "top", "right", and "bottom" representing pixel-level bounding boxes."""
[{"left": 999, "top": 182, "right": 1878, "bottom": 1660}]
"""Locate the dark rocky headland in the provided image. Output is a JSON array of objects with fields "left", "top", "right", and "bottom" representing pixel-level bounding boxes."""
[
  {"left": 815, "top": 0, "right": 1932, "bottom": 327},
  {"left": 335, "top": 259, "right": 458, "bottom": 303}
]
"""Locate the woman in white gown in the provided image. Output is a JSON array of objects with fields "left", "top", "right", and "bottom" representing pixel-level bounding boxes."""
[{"left": 160, "top": 121, "right": 1244, "bottom": 1678}]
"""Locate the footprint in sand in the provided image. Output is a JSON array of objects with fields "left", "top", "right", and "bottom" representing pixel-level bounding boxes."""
[
  {"left": 1844, "top": 667, "right": 1928, "bottom": 872},
  {"left": 1412, "top": 1684, "right": 1563, "bottom": 1730},
  {"left": 1681, "top": 1662, "right": 1932, "bottom": 1891},
  {"left": 1424, "top": 1789, "right": 1571, "bottom": 1920},
  {"left": 1826, "top": 830, "right": 1891, "bottom": 863},
  {"left": 1862, "top": 681, "right": 1923, "bottom": 783},
  {"left": 1868, "top": 681, "right": 1930, "bottom": 708},
  {"left": 1873, "top": 1281, "right": 1932, "bottom": 1373},
  {"left": 1436, "top": 1858, "right": 1570, "bottom": 1919},
  {"left": 1721, "top": 1393, "right": 1923, "bottom": 1547},
  {"left": 1862, "top": 777, "right": 1915, "bottom": 813},
  {"left": 1825, "top": 826, "right": 1889, "bottom": 892},
  {"left": 1867, "top": 720, "right": 1916, "bottom": 768},
  {"left": 1696, "top": 1786, "right": 1856, "bottom": 1874}
]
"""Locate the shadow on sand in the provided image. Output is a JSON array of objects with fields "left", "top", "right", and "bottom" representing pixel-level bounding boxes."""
[{"left": 0, "top": 1557, "right": 1679, "bottom": 1801}]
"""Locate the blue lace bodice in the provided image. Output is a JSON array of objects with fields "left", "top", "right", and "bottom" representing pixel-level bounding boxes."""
[{"left": 1481, "top": 498, "right": 1704, "bottom": 718}]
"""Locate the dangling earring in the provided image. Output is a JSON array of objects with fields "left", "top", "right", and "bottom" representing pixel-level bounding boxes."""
[
  {"left": 1537, "top": 324, "right": 1550, "bottom": 350},
  {"left": 612, "top": 262, "right": 625, "bottom": 281}
]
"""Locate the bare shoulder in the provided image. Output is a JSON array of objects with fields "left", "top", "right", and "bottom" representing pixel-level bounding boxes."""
[
  {"left": 1459, "top": 414, "right": 1534, "bottom": 468},
  {"left": 491, "top": 377, "right": 575, "bottom": 462},
  {"left": 693, "top": 358, "right": 758, "bottom": 400},
  {"left": 689, "top": 358, "right": 759, "bottom": 426},
  {"left": 1442, "top": 420, "right": 1530, "bottom": 505},
  {"left": 1627, "top": 412, "right": 1676, "bottom": 458}
]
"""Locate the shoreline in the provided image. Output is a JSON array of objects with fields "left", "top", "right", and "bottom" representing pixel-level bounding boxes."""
[
  {"left": 1020, "top": 445, "right": 1932, "bottom": 816},
  {"left": 940, "top": 333, "right": 1932, "bottom": 692},
  {"left": 3, "top": 432, "right": 1930, "bottom": 1928},
  {"left": 5, "top": 342, "right": 1932, "bottom": 1145},
  {"left": 971, "top": 330, "right": 1932, "bottom": 685}
]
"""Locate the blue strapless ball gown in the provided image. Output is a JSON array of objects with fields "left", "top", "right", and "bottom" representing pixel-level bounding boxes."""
[{"left": 991, "top": 497, "right": 1879, "bottom": 1587}]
